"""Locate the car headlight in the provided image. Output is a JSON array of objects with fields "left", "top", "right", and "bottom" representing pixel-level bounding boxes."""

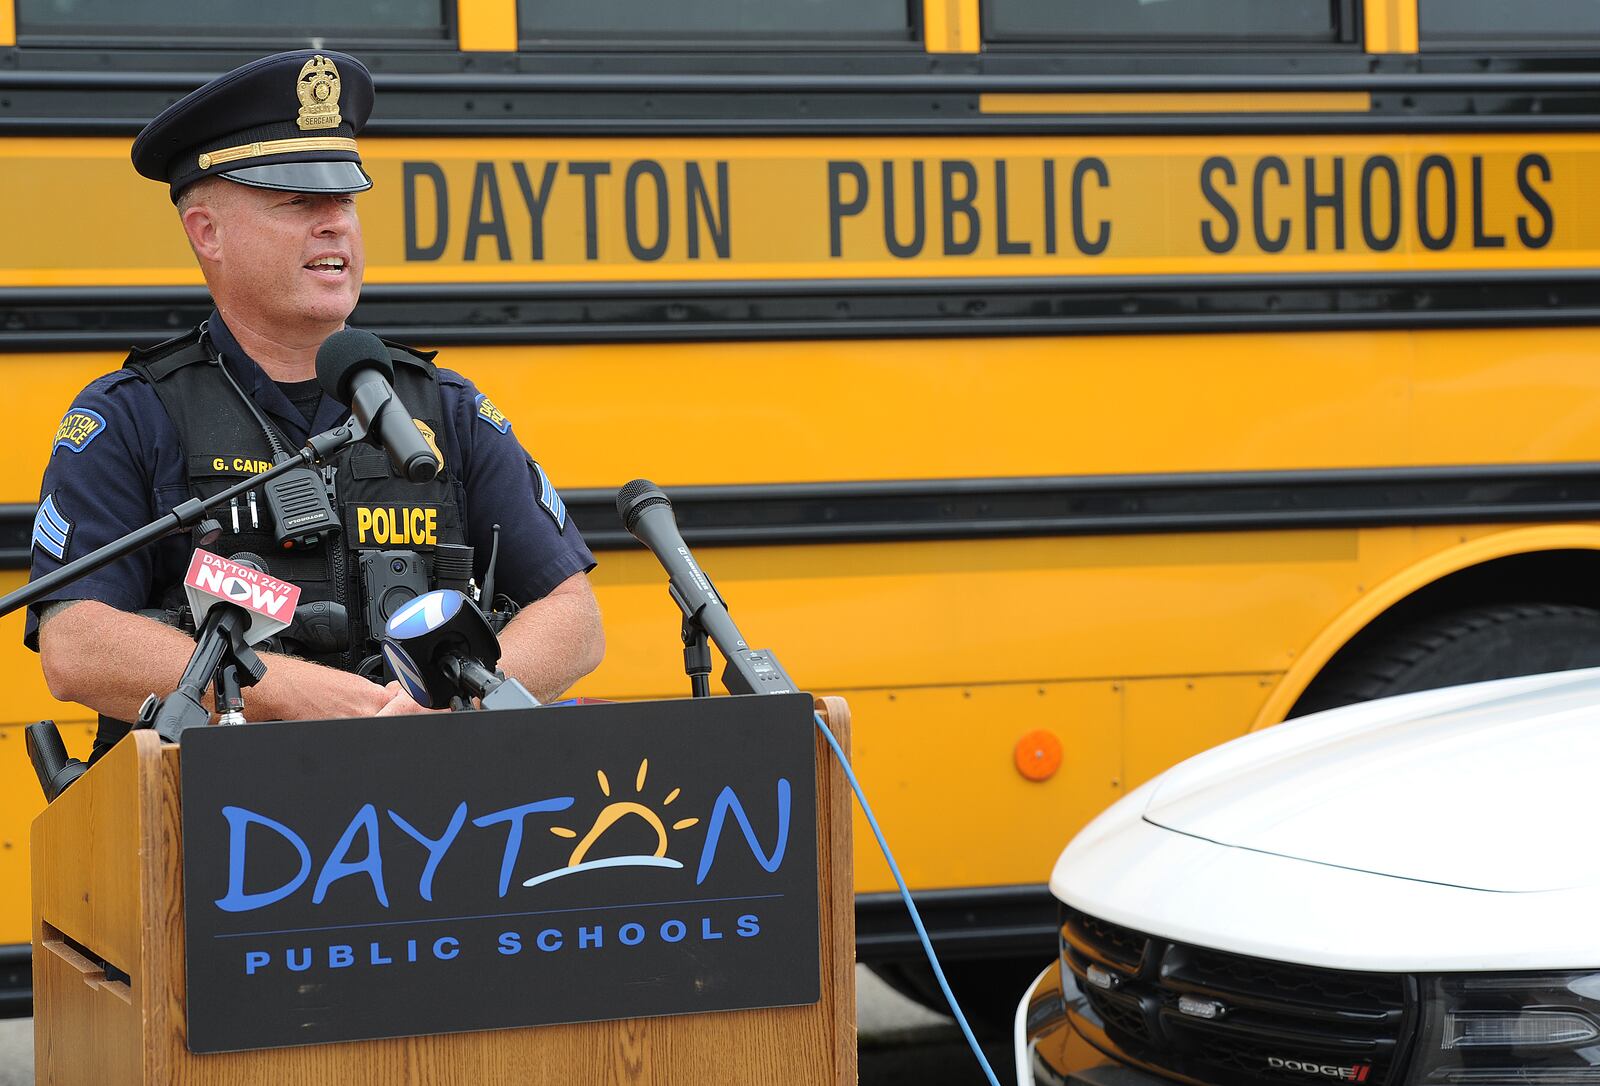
[{"left": 1413, "top": 972, "right": 1600, "bottom": 1083}]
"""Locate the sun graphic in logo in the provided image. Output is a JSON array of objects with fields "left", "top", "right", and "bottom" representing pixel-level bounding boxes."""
[{"left": 522, "top": 759, "right": 700, "bottom": 888}]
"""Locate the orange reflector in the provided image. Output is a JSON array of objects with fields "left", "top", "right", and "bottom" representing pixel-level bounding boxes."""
[{"left": 1014, "top": 729, "right": 1062, "bottom": 781}]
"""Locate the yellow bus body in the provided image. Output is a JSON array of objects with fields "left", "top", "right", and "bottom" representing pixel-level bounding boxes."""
[{"left": 5, "top": 0, "right": 1600, "bottom": 985}]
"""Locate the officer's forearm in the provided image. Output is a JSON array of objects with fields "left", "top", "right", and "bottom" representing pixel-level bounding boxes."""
[
  {"left": 495, "top": 571, "right": 604, "bottom": 703},
  {"left": 40, "top": 601, "right": 197, "bottom": 721},
  {"left": 39, "top": 599, "right": 391, "bottom": 722}
]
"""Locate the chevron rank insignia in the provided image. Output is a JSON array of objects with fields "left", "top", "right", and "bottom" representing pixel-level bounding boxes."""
[
  {"left": 32, "top": 494, "right": 72, "bottom": 561},
  {"left": 530, "top": 460, "right": 567, "bottom": 532}
]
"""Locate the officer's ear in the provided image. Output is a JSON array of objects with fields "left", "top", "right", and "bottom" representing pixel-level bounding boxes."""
[
  {"left": 180, "top": 204, "right": 223, "bottom": 264},
  {"left": 177, "top": 178, "right": 230, "bottom": 264}
]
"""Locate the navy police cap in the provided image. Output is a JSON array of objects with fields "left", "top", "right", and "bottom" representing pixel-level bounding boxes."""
[{"left": 131, "top": 50, "right": 374, "bottom": 203}]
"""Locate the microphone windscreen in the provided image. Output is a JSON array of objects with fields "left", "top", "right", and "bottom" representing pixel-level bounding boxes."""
[
  {"left": 228, "top": 552, "right": 268, "bottom": 574},
  {"left": 316, "top": 328, "right": 394, "bottom": 403},
  {"left": 616, "top": 478, "right": 670, "bottom": 533}
]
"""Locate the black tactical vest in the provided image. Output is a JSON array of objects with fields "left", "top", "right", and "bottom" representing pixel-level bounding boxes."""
[{"left": 122, "top": 327, "right": 468, "bottom": 667}]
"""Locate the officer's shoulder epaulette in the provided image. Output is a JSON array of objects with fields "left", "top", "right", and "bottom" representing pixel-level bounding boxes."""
[
  {"left": 122, "top": 327, "right": 208, "bottom": 382},
  {"left": 381, "top": 337, "right": 439, "bottom": 373}
]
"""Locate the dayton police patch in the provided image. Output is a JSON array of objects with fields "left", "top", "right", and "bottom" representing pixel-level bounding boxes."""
[
  {"left": 32, "top": 494, "right": 72, "bottom": 561},
  {"left": 530, "top": 460, "right": 567, "bottom": 532},
  {"left": 53, "top": 407, "right": 107, "bottom": 454},
  {"left": 475, "top": 394, "right": 511, "bottom": 434}
]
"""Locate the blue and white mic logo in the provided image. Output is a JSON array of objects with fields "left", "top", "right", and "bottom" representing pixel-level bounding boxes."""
[
  {"left": 386, "top": 589, "right": 462, "bottom": 638},
  {"left": 381, "top": 640, "right": 430, "bottom": 706},
  {"left": 382, "top": 590, "right": 465, "bottom": 705}
]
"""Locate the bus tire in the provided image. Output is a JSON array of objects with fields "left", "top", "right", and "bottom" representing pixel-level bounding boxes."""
[{"left": 1293, "top": 602, "right": 1600, "bottom": 716}]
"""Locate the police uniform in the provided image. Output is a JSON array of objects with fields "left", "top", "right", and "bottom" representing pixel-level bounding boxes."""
[{"left": 24, "top": 51, "right": 594, "bottom": 754}]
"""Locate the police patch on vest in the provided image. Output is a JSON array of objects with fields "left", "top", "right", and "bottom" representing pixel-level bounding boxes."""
[
  {"left": 347, "top": 504, "right": 443, "bottom": 547},
  {"left": 32, "top": 494, "right": 72, "bottom": 561},
  {"left": 53, "top": 408, "right": 107, "bottom": 454},
  {"left": 530, "top": 460, "right": 567, "bottom": 532},
  {"left": 475, "top": 394, "right": 511, "bottom": 434}
]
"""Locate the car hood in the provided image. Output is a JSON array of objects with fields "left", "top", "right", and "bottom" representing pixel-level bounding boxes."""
[{"left": 1141, "top": 667, "right": 1600, "bottom": 893}]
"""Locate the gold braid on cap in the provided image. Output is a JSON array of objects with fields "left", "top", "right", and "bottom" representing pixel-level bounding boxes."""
[{"left": 197, "top": 136, "right": 358, "bottom": 171}]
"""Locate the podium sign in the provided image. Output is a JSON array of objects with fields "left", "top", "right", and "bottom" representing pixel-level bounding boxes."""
[{"left": 179, "top": 694, "right": 820, "bottom": 1054}]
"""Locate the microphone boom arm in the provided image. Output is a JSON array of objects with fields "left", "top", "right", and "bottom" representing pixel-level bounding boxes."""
[{"left": 0, "top": 419, "right": 366, "bottom": 621}]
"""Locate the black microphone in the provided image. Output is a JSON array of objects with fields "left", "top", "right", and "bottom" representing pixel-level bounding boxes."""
[
  {"left": 316, "top": 329, "right": 440, "bottom": 484},
  {"left": 381, "top": 589, "right": 538, "bottom": 710},
  {"left": 616, "top": 479, "right": 797, "bottom": 697}
]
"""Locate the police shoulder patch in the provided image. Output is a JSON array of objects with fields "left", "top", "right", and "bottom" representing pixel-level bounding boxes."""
[
  {"left": 475, "top": 394, "right": 511, "bottom": 434},
  {"left": 53, "top": 407, "right": 107, "bottom": 454},
  {"left": 32, "top": 494, "right": 72, "bottom": 562},
  {"left": 530, "top": 460, "right": 567, "bottom": 533}
]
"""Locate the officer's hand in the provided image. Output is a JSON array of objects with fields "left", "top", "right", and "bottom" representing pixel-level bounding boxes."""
[{"left": 376, "top": 680, "right": 447, "bottom": 717}]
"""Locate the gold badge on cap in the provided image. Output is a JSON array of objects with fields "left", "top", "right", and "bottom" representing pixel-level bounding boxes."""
[{"left": 295, "top": 55, "right": 343, "bottom": 131}]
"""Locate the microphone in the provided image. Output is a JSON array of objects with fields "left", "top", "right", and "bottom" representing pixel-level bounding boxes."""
[
  {"left": 182, "top": 550, "right": 300, "bottom": 646},
  {"left": 316, "top": 329, "right": 440, "bottom": 484},
  {"left": 616, "top": 479, "right": 796, "bottom": 696},
  {"left": 381, "top": 589, "right": 538, "bottom": 710},
  {"left": 151, "top": 550, "right": 299, "bottom": 740}
]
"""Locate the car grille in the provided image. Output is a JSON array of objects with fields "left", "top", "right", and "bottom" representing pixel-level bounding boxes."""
[{"left": 1060, "top": 906, "right": 1417, "bottom": 1086}]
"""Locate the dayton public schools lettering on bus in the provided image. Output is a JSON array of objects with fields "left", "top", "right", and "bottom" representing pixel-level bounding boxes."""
[
  {"left": 6, "top": 135, "right": 1599, "bottom": 282},
  {"left": 363, "top": 135, "right": 1597, "bottom": 277}
]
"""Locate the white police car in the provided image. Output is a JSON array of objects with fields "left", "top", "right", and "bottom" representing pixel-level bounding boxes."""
[{"left": 1014, "top": 666, "right": 1600, "bottom": 1086}]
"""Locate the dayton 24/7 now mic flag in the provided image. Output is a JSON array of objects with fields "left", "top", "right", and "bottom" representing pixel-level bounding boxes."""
[{"left": 183, "top": 550, "right": 301, "bottom": 645}]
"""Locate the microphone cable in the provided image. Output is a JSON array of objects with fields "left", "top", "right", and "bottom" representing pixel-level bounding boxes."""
[{"left": 811, "top": 710, "right": 1004, "bottom": 1086}]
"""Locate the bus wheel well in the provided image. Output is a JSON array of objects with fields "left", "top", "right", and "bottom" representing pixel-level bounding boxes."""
[{"left": 1288, "top": 548, "right": 1600, "bottom": 719}]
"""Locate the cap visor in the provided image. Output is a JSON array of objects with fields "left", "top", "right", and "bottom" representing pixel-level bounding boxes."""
[{"left": 221, "top": 161, "right": 372, "bottom": 194}]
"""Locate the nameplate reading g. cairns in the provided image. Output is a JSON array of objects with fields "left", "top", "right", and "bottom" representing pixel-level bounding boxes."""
[{"left": 179, "top": 695, "right": 820, "bottom": 1053}]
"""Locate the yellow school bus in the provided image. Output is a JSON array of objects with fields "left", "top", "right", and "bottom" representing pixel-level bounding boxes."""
[{"left": 5, "top": 0, "right": 1600, "bottom": 1014}]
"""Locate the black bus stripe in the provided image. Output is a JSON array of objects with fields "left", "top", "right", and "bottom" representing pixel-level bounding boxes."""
[
  {"left": 5, "top": 464, "right": 1600, "bottom": 569},
  {"left": 5, "top": 55, "right": 1600, "bottom": 133},
  {"left": 7, "top": 271, "right": 1600, "bottom": 350}
]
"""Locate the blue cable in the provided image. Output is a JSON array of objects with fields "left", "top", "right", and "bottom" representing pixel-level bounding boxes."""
[{"left": 813, "top": 711, "right": 1004, "bottom": 1086}]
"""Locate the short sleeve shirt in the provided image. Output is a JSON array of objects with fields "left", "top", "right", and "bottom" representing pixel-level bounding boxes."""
[{"left": 24, "top": 312, "right": 595, "bottom": 650}]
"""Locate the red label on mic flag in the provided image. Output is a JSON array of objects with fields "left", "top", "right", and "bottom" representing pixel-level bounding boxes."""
[{"left": 183, "top": 550, "right": 301, "bottom": 645}]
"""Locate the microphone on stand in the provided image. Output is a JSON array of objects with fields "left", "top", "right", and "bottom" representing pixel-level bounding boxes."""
[
  {"left": 616, "top": 479, "right": 796, "bottom": 697},
  {"left": 381, "top": 589, "right": 539, "bottom": 711},
  {"left": 146, "top": 550, "right": 302, "bottom": 739},
  {"left": 316, "top": 329, "right": 440, "bottom": 484},
  {"left": 182, "top": 550, "right": 298, "bottom": 648}
]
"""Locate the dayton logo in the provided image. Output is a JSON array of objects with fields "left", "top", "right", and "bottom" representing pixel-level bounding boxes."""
[
  {"left": 526, "top": 759, "right": 701, "bottom": 887},
  {"left": 211, "top": 757, "right": 791, "bottom": 911}
]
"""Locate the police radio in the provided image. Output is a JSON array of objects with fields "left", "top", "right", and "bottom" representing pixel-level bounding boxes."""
[{"left": 205, "top": 331, "right": 342, "bottom": 550}]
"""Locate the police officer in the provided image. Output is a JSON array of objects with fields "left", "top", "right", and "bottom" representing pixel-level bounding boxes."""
[{"left": 27, "top": 51, "right": 602, "bottom": 753}]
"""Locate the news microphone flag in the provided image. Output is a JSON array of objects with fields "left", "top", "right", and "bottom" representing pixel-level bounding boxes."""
[{"left": 182, "top": 550, "right": 301, "bottom": 646}]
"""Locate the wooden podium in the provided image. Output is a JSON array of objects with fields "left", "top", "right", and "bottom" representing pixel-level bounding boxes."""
[{"left": 31, "top": 696, "right": 856, "bottom": 1086}]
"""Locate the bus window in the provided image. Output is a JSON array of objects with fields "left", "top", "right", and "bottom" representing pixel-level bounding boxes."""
[
  {"left": 983, "top": 0, "right": 1351, "bottom": 44},
  {"left": 517, "top": 0, "right": 916, "bottom": 45},
  {"left": 15, "top": 0, "right": 450, "bottom": 41},
  {"left": 1420, "top": 0, "right": 1600, "bottom": 47}
]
